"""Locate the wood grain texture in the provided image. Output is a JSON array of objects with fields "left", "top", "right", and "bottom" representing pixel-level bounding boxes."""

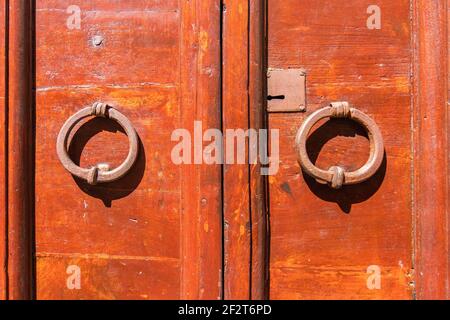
[
  {"left": 179, "top": 0, "right": 222, "bottom": 300},
  {"left": 36, "top": 255, "right": 180, "bottom": 300},
  {"left": 2, "top": 0, "right": 448, "bottom": 300},
  {"left": 35, "top": 0, "right": 221, "bottom": 300},
  {"left": 414, "top": 0, "right": 449, "bottom": 300},
  {"left": 222, "top": 0, "right": 251, "bottom": 299},
  {"left": 249, "top": 0, "right": 267, "bottom": 300},
  {"left": 448, "top": 0, "right": 450, "bottom": 99},
  {"left": 7, "top": 0, "right": 34, "bottom": 300},
  {"left": 448, "top": 0, "right": 450, "bottom": 300},
  {"left": 267, "top": 0, "right": 414, "bottom": 299},
  {"left": 0, "top": 0, "right": 6, "bottom": 301}
]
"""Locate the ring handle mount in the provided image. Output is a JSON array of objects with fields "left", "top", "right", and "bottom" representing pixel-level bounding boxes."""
[
  {"left": 56, "top": 103, "right": 139, "bottom": 185},
  {"left": 295, "top": 102, "right": 384, "bottom": 189}
]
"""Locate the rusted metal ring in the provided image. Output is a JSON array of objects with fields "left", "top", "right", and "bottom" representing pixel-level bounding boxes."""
[
  {"left": 56, "top": 103, "right": 139, "bottom": 185},
  {"left": 295, "top": 102, "right": 384, "bottom": 189}
]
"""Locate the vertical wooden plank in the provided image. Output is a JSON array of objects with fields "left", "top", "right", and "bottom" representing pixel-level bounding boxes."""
[
  {"left": 448, "top": 0, "right": 450, "bottom": 300},
  {"left": 448, "top": 0, "right": 450, "bottom": 98},
  {"left": 414, "top": 0, "right": 449, "bottom": 300},
  {"left": 222, "top": 0, "right": 267, "bottom": 300},
  {"left": 7, "top": 0, "right": 33, "bottom": 300},
  {"left": 249, "top": 0, "right": 267, "bottom": 300},
  {"left": 223, "top": 0, "right": 251, "bottom": 299},
  {"left": 180, "top": 0, "right": 223, "bottom": 300},
  {"left": 0, "top": 0, "right": 7, "bottom": 301},
  {"left": 222, "top": 0, "right": 251, "bottom": 299}
]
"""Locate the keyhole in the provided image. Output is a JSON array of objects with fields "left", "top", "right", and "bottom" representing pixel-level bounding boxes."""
[{"left": 267, "top": 95, "right": 286, "bottom": 101}]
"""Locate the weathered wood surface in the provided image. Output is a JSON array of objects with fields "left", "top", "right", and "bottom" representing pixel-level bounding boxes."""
[
  {"left": 179, "top": 0, "right": 222, "bottom": 300},
  {"left": 35, "top": 0, "right": 222, "bottom": 300},
  {"left": 249, "top": 0, "right": 268, "bottom": 300},
  {"left": 222, "top": 0, "right": 251, "bottom": 300},
  {"left": 268, "top": 0, "right": 414, "bottom": 299},
  {"left": 8, "top": 0, "right": 34, "bottom": 300},
  {"left": 414, "top": 0, "right": 449, "bottom": 300},
  {"left": 0, "top": 0, "right": 6, "bottom": 301},
  {"left": 0, "top": 0, "right": 448, "bottom": 300}
]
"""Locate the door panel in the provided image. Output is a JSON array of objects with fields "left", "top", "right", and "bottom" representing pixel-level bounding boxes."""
[
  {"left": 35, "top": 0, "right": 222, "bottom": 300},
  {"left": 267, "top": 0, "right": 413, "bottom": 299}
]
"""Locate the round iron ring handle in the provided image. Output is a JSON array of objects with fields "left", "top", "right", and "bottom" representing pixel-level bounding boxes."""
[
  {"left": 295, "top": 102, "right": 384, "bottom": 189},
  {"left": 56, "top": 102, "right": 139, "bottom": 185}
]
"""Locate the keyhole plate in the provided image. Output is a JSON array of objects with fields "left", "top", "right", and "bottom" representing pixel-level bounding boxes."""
[{"left": 267, "top": 68, "right": 306, "bottom": 113}]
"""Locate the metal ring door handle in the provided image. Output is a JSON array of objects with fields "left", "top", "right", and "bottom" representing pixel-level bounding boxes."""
[
  {"left": 295, "top": 101, "right": 384, "bottom": 189},
  {"left": 56, "top": 102, "right": 139, "bottom": 185}
]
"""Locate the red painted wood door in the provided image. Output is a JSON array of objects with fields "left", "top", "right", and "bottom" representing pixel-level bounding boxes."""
[
  {"left": 266, "top": 0, "right": 448, "bottom": 300},
  {"left": 31, "top": 0, "right": 222, "bottom": 300},
  {"left": 0, "top": 0, "right": 448, "bottom": 301}
]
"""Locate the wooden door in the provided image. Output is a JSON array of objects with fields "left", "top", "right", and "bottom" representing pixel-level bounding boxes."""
[
  {"left": 265, "top": 0, "right": 449, "bottom": 300},
  {"left": 2, "top": 0, "right": 223, "bottom": 300},
  {"left": 0, "top": 0, "right": 449, "bottom": 301}
]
